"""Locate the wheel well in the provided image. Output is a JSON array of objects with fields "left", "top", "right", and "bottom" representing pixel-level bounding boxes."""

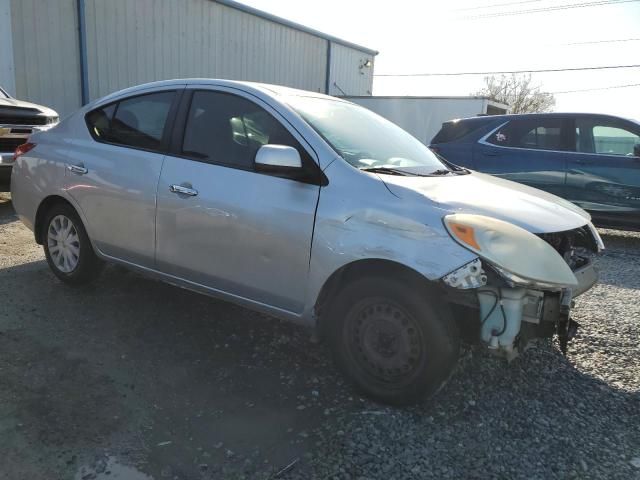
[
  {"left": 314, "top": 259, "right": 441, "bottom": 335},
  {"left": 34, "top": 195, "right": 75, "bottom": 245}
]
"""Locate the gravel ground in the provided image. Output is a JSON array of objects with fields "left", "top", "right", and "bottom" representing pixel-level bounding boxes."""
[{"left": 0, "top": 191, "right": 639, "bottom": 480}]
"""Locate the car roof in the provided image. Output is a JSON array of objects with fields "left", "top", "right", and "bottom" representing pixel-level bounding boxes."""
[
  {"left": 94, "top": 78, "right": 341, "bottom": 107},
  {"left": 449, "top": 112, "right": 639, "bottom": 125}
]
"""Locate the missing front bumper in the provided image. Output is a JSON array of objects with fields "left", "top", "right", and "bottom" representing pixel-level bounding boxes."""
[{"left": 476, "top": 259, "right": 597, "bottom": 359}]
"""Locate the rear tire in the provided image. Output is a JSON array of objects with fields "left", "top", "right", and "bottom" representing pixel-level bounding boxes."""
[
  {"left": 325, "top": 276, "right": 459, "bottom": 405},
  {"left": 42, "top": 203, "right": 103, "bottom": 286}
]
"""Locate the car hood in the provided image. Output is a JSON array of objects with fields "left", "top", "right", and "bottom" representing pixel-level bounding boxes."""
[
  {"left": 0, "top": 97, "right": 58, "bottom": 117},
  {"left": 380, "top": 171, "right": 590, "bottom": 234}
]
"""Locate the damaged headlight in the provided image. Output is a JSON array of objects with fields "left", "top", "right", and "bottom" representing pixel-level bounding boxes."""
[{"left": 443, "top": 214, "right": 578, "bottom": 288}]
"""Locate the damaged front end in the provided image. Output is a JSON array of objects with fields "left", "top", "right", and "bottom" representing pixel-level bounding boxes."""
[{"left": 441, "top": 216, "right": 603, "bottom": 359}]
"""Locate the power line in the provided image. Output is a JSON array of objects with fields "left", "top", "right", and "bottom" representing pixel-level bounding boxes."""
[
  {"left": 454, "top": 0, "right": 542, "bottom": 11},
  {"left": 551, "top": 82, "right": 640, "bottom": 94},
  {"left": 564, "top": 37, "right": 640, "bottom": 45},
  {"left": 460, "top": 0, "right": 639, "bottom": 19},
  {"left": 374, "top": 63, "right": 640, "bottom": 77}
]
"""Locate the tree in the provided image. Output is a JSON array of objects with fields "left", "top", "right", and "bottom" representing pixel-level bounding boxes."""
[{"left": 474, "top": 74, "right": 555, "bottom": 113}]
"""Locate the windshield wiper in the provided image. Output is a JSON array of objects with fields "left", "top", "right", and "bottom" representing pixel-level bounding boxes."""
[
  {"left": 359, "top": 166, "right": 419, "bottom": 176},
  {"left": 428, "top": 169, "right": 456, "bottom": 176}
]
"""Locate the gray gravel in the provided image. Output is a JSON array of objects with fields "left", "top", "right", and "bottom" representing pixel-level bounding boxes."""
[
  {"left": 1, "top": 191, "right": 639, "bottom": 480},
  {"left": 289, "top": 228, "right": 640, "bottom": 480}
]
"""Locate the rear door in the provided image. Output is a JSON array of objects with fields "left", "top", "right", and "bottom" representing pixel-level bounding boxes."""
[
  {"left": 474, "top": 117, "right": 571, "bottom": 198},
  {"left": 66, "top": 88, "right": 181, "bottom": 266},
  {"left": 566, "top": 117, "right": 640, "bottom": 226}
]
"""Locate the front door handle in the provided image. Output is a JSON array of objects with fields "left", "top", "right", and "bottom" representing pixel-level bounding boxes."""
[
  {"left": 170, "top": 184, "right": 198, "bottom": 196},
  {"left": 67, "top": 164, "right": 88, "bottom": 175}
]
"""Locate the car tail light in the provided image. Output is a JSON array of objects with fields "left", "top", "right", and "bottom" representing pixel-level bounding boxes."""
[{"left": 14, "top": 142, "right": 36, "bottom": 161}]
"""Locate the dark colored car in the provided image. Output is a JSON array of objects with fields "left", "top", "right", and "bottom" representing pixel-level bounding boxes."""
[
  {"left": 0, "top": 86, "right": 59, "bottom": 189},
  {"left": 430, "top": 113, "right": 640, "bottom": 231}
]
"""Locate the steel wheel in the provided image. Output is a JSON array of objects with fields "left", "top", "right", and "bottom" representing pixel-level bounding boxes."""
[
  {"left": 47, "top": 214, "right": 81, "bottom": 273},
  {"left": 346, "top": 299, "right": 425, "bottom": 384}
]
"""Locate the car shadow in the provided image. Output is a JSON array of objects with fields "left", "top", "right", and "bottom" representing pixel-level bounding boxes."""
[{"left": 0, "top": 258, "right": 356, "bottom": 480}]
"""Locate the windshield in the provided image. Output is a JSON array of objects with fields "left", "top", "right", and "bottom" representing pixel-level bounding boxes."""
[{"left": 286, "top": 95, "right": 450, "bottom": 175}]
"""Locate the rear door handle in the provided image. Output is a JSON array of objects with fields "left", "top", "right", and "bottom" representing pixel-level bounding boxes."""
[
  {"left": 67, "top": 164, "right": 88, "bottom": 175},
  {"left": 170, "top": 184, "right": 198, "bottom": 196}
]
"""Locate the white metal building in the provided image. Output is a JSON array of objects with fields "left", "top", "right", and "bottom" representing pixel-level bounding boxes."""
[
  {"left": 343, "top": 96, "right": 510, "bottom": 145},
  {"left": 0, "top": 0, "right": 377, "bottom": 116}
]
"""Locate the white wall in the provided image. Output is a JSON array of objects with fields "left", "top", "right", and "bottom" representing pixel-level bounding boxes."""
[
  {"left": 10, "top": 0, "right": 82, "bottom": 115},
  {"left": 0, "top": 0, "right": 16, "bottom": 96},
  {"left": 346, "top": 97, "right": 489, "bottom": 144}
]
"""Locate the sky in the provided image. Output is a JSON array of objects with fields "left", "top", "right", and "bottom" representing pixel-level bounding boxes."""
[{"left": 238, "top": 0, "right": 640, "bottom": 119}]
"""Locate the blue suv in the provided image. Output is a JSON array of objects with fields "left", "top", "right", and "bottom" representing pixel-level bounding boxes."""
[{"left": 430, "top": 113, "right": 640, "bottom": 231}]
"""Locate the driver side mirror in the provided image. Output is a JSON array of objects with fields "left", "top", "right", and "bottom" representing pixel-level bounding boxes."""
[
  {"left": 255, "top": 144, "right": 302, "bottom": 170},
  {"left": 634, "top": 144, "right": 640, "bottom": 158}
]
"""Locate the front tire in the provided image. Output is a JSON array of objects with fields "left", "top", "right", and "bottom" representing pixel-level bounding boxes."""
[
  {"left": 43, "top": 203, "right": 103, "bottom": 286},
  {"left": 325, "top": 276, "right": 459, "bottom": 405}
]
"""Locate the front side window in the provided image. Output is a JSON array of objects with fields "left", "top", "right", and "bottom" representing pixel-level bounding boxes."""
[
  {"left": 86, "top": 91, "right": 175, "bottom": 151},
  {"left": 576, "top": 119, "right": 640, "bottom": 156},
  {"left": 181, "top": 91, "right": 303, "bottom": 169},
  {"left": 486, "top": 118, "right": 565, "bottom": 151}
]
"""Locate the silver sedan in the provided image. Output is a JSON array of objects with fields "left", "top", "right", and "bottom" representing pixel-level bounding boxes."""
[{"left": 11, "top": 79, "right": 603, "bottom": 405}]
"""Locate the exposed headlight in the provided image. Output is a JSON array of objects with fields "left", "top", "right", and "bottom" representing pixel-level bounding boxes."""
[{"left": 443, "top": 214, "right": 578, "bottom": 288}]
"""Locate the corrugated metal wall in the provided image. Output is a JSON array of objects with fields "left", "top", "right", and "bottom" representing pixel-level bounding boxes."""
[
  {"left": 10, "top": 0, "right": 82, "bottom": 116},
  {"left": 329, "top": 43, "right": 374, "bottom": 97},
  {"left": 83, "top": 0, "right": 329, "bottom": 102},
  {"left": 7, "top": 0, "right": 374, "bottom": 116},
  {"left": 0, "top": 0, "right": 16, "bottom": 96}
]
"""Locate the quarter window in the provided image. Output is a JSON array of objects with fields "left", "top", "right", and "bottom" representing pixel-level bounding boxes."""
[
  {"left": 181, "top": 91, "right": 303, "bottom": 169},
  {"left": 486, "top": 119, "right": 565, "bottom": 151},
  {"left": 576, "top": 119, "right": 640, "bottom": 156},
  {"left": 86, "top": 91, "right": 175, "bottom": 152}
]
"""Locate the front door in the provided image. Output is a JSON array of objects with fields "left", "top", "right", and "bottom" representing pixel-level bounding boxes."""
[
  {"left": 566, "top": 117, "right": 640, "bottom": 227},
  {"left": 65, "top": 89, "right": 179, "bottom": 265},
  {"left": 155, "top": 89, "right": 321, "bottom": 314},
  {"left": 474, "top": 116, "right": 571, "bottom": 198}
]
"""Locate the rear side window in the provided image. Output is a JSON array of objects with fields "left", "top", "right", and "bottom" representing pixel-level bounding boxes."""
[
  {"left": 86, "top": 91, "right": 175, "bottom": 152},
  {"left": 181, "top": 90, "right": 304, "bottom": 169},
  {"left": 432, "top": 121, "right": 480, "bottom": 144},
  {"left": 486, "top": 118, "right": 566, "bottom": 151}
]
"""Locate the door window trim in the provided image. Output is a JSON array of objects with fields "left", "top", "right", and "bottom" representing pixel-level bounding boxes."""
[
  {"left": 168, "top": 87, "right": 328, "bottom": 186},
  {"left": 84, "top": 88, "right": 183, "bottom": 155}
]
